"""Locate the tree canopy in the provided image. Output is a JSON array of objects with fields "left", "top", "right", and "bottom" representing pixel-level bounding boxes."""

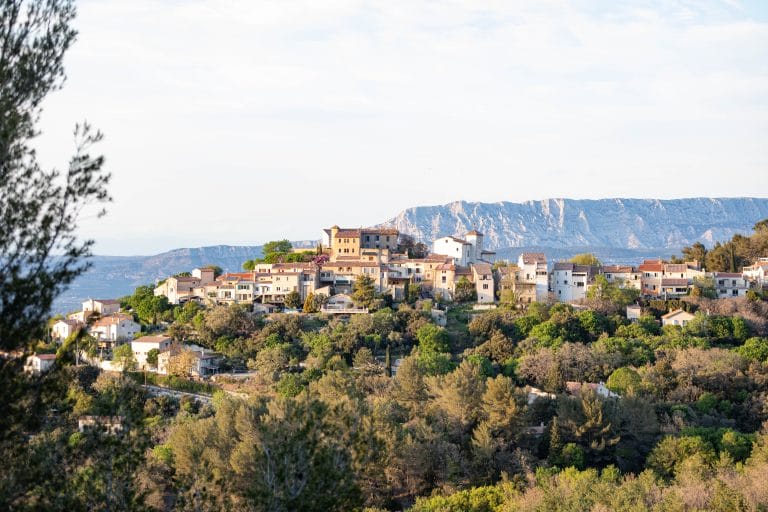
[
  {"left": 0, "top": 0, "right": 110, "bottom": 350},
  {"left": 569, "top": 253, "right": 602, "bottom": 266}
]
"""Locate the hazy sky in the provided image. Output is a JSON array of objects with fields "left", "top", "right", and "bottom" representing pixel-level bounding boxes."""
[{"left": 35, "top": 0, "right": 768, "bottom": 255}]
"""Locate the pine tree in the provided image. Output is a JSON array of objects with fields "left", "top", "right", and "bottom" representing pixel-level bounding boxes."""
[
  {"left": 303, "top": 292, "right": 317, "bottom": 313},
  {"left": 385, "top": 343, "right": 392, "bottom": 378},
  {"left": 548, "top": 416, "right": 562, "bottom": 464}
]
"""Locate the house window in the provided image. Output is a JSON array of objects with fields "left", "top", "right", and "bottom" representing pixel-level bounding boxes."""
[{"left": 482, "top": 284, "right": 488, "bottom": 290}]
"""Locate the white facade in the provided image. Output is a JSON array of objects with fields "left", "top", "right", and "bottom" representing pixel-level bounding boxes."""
[
  {"left": 626, "top": 305, "right": 642, "bottom": 321},
  {"left": 712, "top": 272, "right": 749, "bottom": 298},
  {"left": 433, "top": 236, "right": 472, "bottom": 266},
  {"left": 551, "top": 263, "right": 599, "bottom": 303},
  {"left": 24, "top": 354, "right": 56, "bottom": 374},
  {"left": 661, "top": 309, "right": 695, "bottom": 327},
  {"left": 602, "top": 266, "right": 642, "bottom": 290},
  {"left": 52, "top": 319, "right": 82, "bottom": 341},
  {"left": 743, "top": 260, "right": 768, "bottom": 288},
  {"left": 89, "top": 314, "right": 141, "bottom": 343},
  {"left": 518, "top": 253, "right": 549, "bottom": 302},
  {"left": 131, "top": 335, "right": 172, "bottom": 369},
  {"left": 82, "top": 299, "right": 120, "bottom": 316}
]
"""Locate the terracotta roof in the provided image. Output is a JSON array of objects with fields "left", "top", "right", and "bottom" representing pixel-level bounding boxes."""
[
  {"left": 466, "top": 230, "right": 482, "bottom": 236},
  {"left": 219, "top": 272, "right": 255, "bottom": 280},
  {"left": 335, "top": 229, "right": 361, "bottom": 238},
  {"left": 361, "top": 228, "right": 399, "bottom": 236},
  {"left": 664, "top": 264, "right": 687, "bottom": 273},
  {"left": 92, "top": 313, "right": 134, "bottom": 327},
  {"left": 713, "top": 272, "right": 743, "bottom": 278},
  {"left": 435, "top": 263, "right": 456, "bottom": 271},
  {"left": 132, "top": 335, "right": 171, "bottom": 344},
  {"left": 639, "top": 262, "right": 663, "bottom": 272},
  {"left": 472, "top": 263, "right": 492, "bottom": 275},
  {"left": 272, "top": 263, "right": 317, "bottom": 270},
  {"left": 35, "top": 353, "right": 57, "bottom": 360},
  {"left": 603, "top": 265, "right": 635, "bottom": 273},
  {"left": 56, "top": 319, "right": 82, "bottom": 326},
  {"left": 661, "top": 309, "right": 694, "bottom": 319},
  {"left": 554, "top": 262, "right": 574, "bottom": 271},
  {"left": 171, "top": 276, "right": 201, "bottom": 283},
  {"left": 321, "top": 261, "right": 379, "bottom": 269},
  {"left": 520, "top": 253, "right": 546, "bottom": 264}
]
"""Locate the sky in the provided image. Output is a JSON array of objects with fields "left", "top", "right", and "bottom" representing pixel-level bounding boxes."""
[{"left": 34, "top": 0, "right": 768, "bottom": 255}]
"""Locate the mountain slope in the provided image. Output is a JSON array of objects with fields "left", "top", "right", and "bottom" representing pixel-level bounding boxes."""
[{"left": 381, "top": 197, "right": 768, "bottom": 250}]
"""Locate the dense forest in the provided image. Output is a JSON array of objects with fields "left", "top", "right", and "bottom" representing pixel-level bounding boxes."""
[{"left": 4, "top": 288, "right": 768, "bottom": 510}]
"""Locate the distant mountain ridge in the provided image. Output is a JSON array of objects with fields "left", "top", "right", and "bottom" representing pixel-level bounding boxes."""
[
  {"left": 54, "top": 245, "right": 263, "bottom": 314},
  {"left": 380, "top": 197, "right": 768, "bottom": 250}
]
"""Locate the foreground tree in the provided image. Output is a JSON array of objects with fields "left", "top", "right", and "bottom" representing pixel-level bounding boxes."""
[
  {"left": 352, "top": 274, "right": 376, "bottom": 309},
  {"left": 0, "top": 0, "right": 111, "bottom": 350}
]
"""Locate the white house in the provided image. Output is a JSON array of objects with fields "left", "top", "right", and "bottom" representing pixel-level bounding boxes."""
[
  {"left": 551, "top": 263, "right": 600, "bottom": 303},
  {"left": 566, "top": 381, "right": 619, "bottom": 399},
  {"left": 518, "top": 253, "right": 549, "bottom": 302},
  {"left": 89, "top": 313, "right": 140, "bottom": 344},
  {"left": 602, "top": 265, "right": 642, "bottom": 289},
  {"left": 712, "top": 272, "right": 749, "bottom": 299},
  {"left": 24, "top": 353, "right": 56, "bottom": 374},
  {"left": 78, "top": 415, "right": 124, "bottom": 434},
  {"left": 157, "top": 344, "right": 221, "bottom": 377},
  {"left": 743, "top": 259, "right": 768, "bottom": 288},
  {"left": 432, "top": 231, "right": 495, "bottom": 267},
  {"left": 82, "top": 298, "right": 121, "bottom": 316},
  {"left": 433, "top": 236, "right": 473, "bottom": 266},
  {"left": 131, "top": 335, "right": 172, "bottom": 369},
  {"left": 661, "top": 309, "right": 695, "bottom": 327},
  {"left": 321, "top": 294, "right": 367, "bottom": 314},
  {"left": 52, "top": 318, "right": 83, "bottom": 342},
  {"left": 626, "top": 304, "right": 642, "bottom": 321}
]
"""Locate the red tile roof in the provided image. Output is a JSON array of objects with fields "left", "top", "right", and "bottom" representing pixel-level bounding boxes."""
[
  {"left": 521, "top": 253, "right": 546, "bottom": 264},
  {"left": 603, "top": 265, "right": 635, "bottom": 273},
  {"left": 639, "top": 262, "right": 663, "bottom": 272}
]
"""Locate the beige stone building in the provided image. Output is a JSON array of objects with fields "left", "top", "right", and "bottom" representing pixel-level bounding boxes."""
[
  {"left": 472, "top": 262, "right": 495, "bottom": 303},
  {"left": 496, "top": 264, "right": 537, "bottom": 304},
  {"left": 323, "top": 226, "right": 399, "bottom": 262}
]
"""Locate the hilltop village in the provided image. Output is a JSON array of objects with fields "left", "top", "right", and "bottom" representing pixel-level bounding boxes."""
[
  {"left": 152, "top": 224, "right": 764, "bottom": 311},
  {"left": 39, "top": 223, "right": 768, "bottom": 377}
]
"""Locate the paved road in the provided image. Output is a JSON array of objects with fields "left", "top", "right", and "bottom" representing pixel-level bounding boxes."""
[{"left": 143, "top": 384, "right": 213, "bottom": 404}]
